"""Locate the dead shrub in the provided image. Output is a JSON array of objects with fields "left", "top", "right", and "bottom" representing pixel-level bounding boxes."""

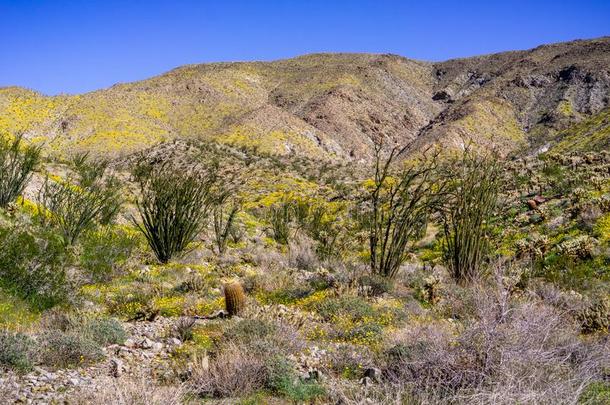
[
  {"left": 383, "top": 284, "right": 607, "bottom": 404},
  {"left": 189, "top": 343, "right": 267, "bottom": 398},
  {"left": 288, "top": 235, "right": 320, "bottom": 271},
  {"left": 72, "top": 376, "right": 185, "bottom": 405}
]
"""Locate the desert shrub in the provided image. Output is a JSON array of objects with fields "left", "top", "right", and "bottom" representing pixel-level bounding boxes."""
[
  {"left": 358, "top": 274, "right": 393, "bottom": 297},
  {"left": 440, "top": 149, "right": 501, "bottom": 283},
  {"left": 131, "top": 161, "right": 217, "bottom": 263},
  {"left": 309, "top": 295, "right": 375, "bottom": 322},
  {"left": 79, "top": 226, "right": 140, "bottom": 282},
  {"left": 73, "top": 375, "right": 185, "bottom": 405},
  {"left": 0, "top": 218, "right": 70, "bottom": 309},
  {"left": 304, "top": 294, "right": 401, "bottom": 346},
  {"left": 0, "top": 134, "right": 41, "bottom": 208},
  {"left": 580, "top": 382, "right": 610, "bottom": 404},
  {"left": 223, "top": 318, "right": 276, "bottom": 342},
  {"left": 38, "top": 330, "right": 103, "bottom": 368},
  {"left": 173, "top": 317, "right": 196, "bottom": 342},
  {"left": 261, "top": 284, "right": 313, "bottom": 305},
  {"left": 325, "top": 377, "right": 410, "bottom": 404},
  {"left": 190, "top": 343, "right": 267, "bottom": 398},
  {"left": 0, "top": 329, "right": 36, "bottom": 372},
  {"left": 382, "top": 288, "right": 606, "bottom": 403},
  {"left": 288, "top": 236, "right": 320, "bottom": 271},
  {"left": 38, "top": 157, "right": 122, "bottom": 246},
  {"left": 578, "top": 293, "right": 610, "bottom": 333},
  {"left": 358, "top": 143, "right": 445, "bottom": 279},
  {"left": 222, "top": 318, "right": 305, "bottom": 358},
  {"left": 295, "top": 199, "right": 346, "bottom": 259},
  {"left": 325, "top": 343, "right": 375, "bottom": 379},
  {"left": 84, "top": 317, "right": 127, "bottom": 346},
  {"left": 266, "top": 356, "right": 325, "bottom": 402}
]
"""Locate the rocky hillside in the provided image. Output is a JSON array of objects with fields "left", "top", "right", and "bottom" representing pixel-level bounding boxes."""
[{"left": 0, "top": 37, "right": 609, "bottom": 160}]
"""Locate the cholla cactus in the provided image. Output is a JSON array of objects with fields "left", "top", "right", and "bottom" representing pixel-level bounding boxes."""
[
  {"left": 557, "top": 236, "right": 597, "bottom": 260},
  {"left": 595, "top": 194, "right": 610, "bottom": 212},
  {"left": 516, "top": 235, "right": 549, "bottom": 258},
  {"left": 420, "top": 275, "right": 441, "bottom": 305},
  {"left": 578, "top": 296, "right": 610, "bottom": 333},
  {"left": 571, "top": 187, "right": 588, "bottom": 202}
]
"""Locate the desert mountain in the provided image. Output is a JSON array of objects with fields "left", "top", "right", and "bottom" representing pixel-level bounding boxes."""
[{"left": 1, "top": 36, "right": 609, "bottom": 160}]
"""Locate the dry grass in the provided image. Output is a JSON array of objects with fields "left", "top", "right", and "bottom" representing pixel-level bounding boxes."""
[
  {"left": 71, "top": 376, "right": 185, "bottom": 405},
  {"left": 382, "top": 277, "right": 609, "bottom": 404},
  {"left": 188, "top": 342, "right": 267, "bottom": 398}
]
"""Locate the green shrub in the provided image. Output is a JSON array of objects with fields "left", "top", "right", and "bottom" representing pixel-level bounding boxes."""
[
  {"left": 222, "top": 318, "right": 305, "bottom": 357},
  {"left": 358, "top": 274, "right": 393, "bottom": 296},
  {"left": 223, "top": 318, "right": 277, "bottom": 343},
  {"left": 266, "top": 356, "right": 325, "bottom": 402},
  {"left": 579, "top": 381, "right": 610, "bottom": 404},
  {"left": 310, "top": 296, "right": 375, "bottom": 322},
  {"left": 38, "top": 330, "right": 103, "bottom": 368},
  {"left": 0, "top": 219, "right": 70, "bottom": 310},
  {"left": 0, "top": 329, "right": 36, "bottom": 372},
  {"left": 131, "top": 161, "right": 218, "bottom": 263},
  {"left": 261, "top": 286, "right": 313, "bottom": 305},
  {"left": 84, "top": 318, "right": 127, "bottom": 346},
  {"left": 0, "top": 134, "right": 41, "bottom": 208},
  {"left": 79, "top": 226, "right": 140, "bottom": 282}
]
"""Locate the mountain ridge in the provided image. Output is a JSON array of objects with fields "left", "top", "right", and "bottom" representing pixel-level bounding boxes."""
[{"left": 1, "top": 36, "right": 609, "bottom": 160}]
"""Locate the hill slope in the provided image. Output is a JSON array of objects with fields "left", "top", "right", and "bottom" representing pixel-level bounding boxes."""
[{"left": 1, "top": 37, "right": 609, "bottom": 159}]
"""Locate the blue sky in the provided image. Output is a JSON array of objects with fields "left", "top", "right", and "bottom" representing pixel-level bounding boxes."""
[{"left": 1, "top": 0, "right": 609, "bottom": 95}]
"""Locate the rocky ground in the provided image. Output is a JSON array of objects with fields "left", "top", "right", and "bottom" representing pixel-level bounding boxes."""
[{"left": 1, "top": 318, "right": 181, "bottom": 404}]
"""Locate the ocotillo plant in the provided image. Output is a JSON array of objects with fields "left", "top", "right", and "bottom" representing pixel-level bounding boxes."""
[
  {"left": 131, "top": 160, "right": 218, "bottom": 263},
  {"left": 359, "top": 141, "right": 446, "bottom": 279},
  {"left": 0, "top": 134, "right": 41, "bottom": 208},
  {"left": 440, "top": 148, "right": 501, "bottom": 283},
  {"left": 212, "top": 197, "right": 240, "bottom": 256},
  {"left": 38, "top": 156, "right": 122, "bottom": 246}
]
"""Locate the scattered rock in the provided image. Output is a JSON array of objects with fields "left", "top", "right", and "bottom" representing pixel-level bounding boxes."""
[
  {"left": 109, "top": 358, "right": 126, "bottom": 378},
  {"left": 360, "top": 376, "right": 373, "bottom": 387},
  {"left": 363, "top": 367, "right": 382, "bottom": 383},
  {"left": 123, "top": 338, "right": 136, "bottom": 348},
  {"left": 139, "top": 337, "right": 154, "bottom": 349},
  {"left": 168, "top": 338, "right": 182, "bottom": 346}
]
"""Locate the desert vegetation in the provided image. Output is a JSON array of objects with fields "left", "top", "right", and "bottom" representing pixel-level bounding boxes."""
[{"left": 0, "top": 129, "right": 608, "bottom": 405}]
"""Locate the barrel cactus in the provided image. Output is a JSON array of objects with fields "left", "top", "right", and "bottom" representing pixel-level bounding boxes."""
[{"left": 224, "top": 281, "right": 246, "bottom": 316}]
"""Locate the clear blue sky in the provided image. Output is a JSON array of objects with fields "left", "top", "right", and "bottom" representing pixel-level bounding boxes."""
[{"left": 1, "top": 0, "right": 609, "bottom": 95}]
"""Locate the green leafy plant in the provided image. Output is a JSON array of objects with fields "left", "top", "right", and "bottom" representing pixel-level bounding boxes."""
[
  {"left": 0, "top": 220, "right": 70, "bottom": 310},
  {"left": 0, "top": 134, "right": 41, "bottom": 208},
  {"left": 266, "top": 356, "right": 325, "bottom": 402},
  {"left": 0, "top": 329, "right": 36, "bottom": 372},
  {"left": 38, "top": 330, "right": 103, "bottom": 368},
  {"left": 79, "top": 226, "right": 140, "bottom": 282},
  {"left": 84, "top": 317, "right": 127, "bottom": 346}
]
